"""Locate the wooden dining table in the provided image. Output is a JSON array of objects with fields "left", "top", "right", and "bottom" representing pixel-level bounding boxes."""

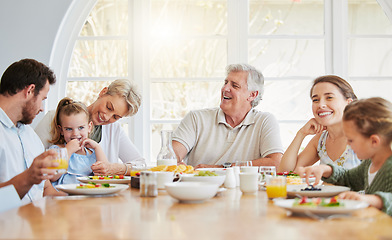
[{"left": 0, "top": 185, "right": 391, "bottom": 240}]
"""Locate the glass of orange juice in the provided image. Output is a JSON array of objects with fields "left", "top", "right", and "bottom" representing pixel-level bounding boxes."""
[
  {"left": 266, "top": 176, "right": 287, "bottom": 199},
  {"left": 48, "top": 148, "right": 68, "bottom": 174}
]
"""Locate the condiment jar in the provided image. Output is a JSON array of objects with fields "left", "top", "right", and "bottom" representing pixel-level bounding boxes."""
[{"left": 140, "top": 171, "right": 158, "bottom": 197}]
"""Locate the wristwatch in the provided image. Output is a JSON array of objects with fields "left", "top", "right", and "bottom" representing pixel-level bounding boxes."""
[{"left": 223, "top": 162, "right": 232, "bottom": 168}]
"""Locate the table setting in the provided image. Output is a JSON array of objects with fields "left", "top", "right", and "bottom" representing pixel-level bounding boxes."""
[{"left": 1, "top": 164, "right": 391, "bottom": 240}]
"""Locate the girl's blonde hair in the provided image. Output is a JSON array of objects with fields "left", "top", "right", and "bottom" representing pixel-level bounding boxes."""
[
  {"left": 49, "top": 97, "right": 91, "bottom": 145},
  {"left": 343, "top": 97, "right": 392, "bottom": 144},
  {"left": 105, "top": 79, "right": 141, "bottom": 117}
]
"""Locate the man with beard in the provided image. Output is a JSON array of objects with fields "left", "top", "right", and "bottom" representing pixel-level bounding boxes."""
[
  {"left": 172, "top": 63, "right": 283, "bottom": 168},
  {"left": 0, "top": 59, "right": 63, "bottom": 205}
]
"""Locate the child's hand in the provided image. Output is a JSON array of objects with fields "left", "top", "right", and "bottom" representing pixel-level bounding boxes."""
[
  {"left": 338, "top": 191, "right": 362, "bottom": 201},
  {"left": 297, "top": 164, "right": 332, "bottom": 185},
  {"left": 81, "top": 138, "right": 99, "bottom": 150},
  {"left": 339, "top": 192, "right": 383, "bottom": 210},
  {"left": 66, "top": 139, "right": 81, "bottom": 155}
]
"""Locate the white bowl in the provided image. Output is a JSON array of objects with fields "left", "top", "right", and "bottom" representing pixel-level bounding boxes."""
[
  {"left": 179, "top": 174, "right": 226, "bottom": 186},
  {"left": 165, "top": 182, "right": 219, "bottom": 203}
]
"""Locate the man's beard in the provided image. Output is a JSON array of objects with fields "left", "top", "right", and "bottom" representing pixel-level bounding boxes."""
[{"left": 19, "top": 99, "right": 37, "bottom": 125}]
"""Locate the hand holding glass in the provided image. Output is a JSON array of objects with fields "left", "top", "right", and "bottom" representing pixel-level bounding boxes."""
[{"left": 47, "top": 148, "right": 68, "bottom": 174}]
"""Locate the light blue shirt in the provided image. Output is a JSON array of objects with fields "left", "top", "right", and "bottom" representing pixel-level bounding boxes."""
[{"left": 0, "top": 108, "right": 45, "bottom": 205}]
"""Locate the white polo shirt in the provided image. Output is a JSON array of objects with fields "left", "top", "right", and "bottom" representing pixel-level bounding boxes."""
[
  {"left": 173, "top": 108, "right": 283, "bottom": 166},
  {"left": 0, "top": 108, "right": 45, "bottom": 204}
]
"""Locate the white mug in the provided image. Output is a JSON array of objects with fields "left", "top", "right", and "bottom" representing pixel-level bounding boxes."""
[
  {"left": 239, "top": 173, "right": 260, "bottom": 194},
  {"left": 156, "top": 172, "right": 174, "bottom": 189}
]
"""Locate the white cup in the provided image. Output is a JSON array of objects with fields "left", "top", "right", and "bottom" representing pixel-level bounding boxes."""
[
  {"left": 240, "top": 166, "right": 259, "bottom": 173},
  {"left": 239, "top": 173, "right": 260, "bottom": 194},
  {"left": 156, "top": 172, "right": 174, "bottom": 189}
]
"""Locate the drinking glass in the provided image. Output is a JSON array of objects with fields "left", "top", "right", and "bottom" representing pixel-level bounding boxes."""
[
  {"left": 259, "top": 166, "right": 276, "bottom": 183},
  {"left": 265, "top": 176, "right": 287, "bottom": 199},
  {"left": 47, "top": 148, "right": 68, "bottom": 174},
  {"left": 130, "top": 159, "right": 148, "bottom": 176},
  {"left": 234, "top": 160, "right": 252, "bottom": 167}
]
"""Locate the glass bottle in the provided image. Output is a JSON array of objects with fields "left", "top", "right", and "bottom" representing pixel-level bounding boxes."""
[{"left": 156, "top": 130, "right": 177, "bottom": 166}]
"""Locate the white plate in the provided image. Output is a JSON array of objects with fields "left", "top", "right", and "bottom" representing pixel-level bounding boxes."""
[
  {"left": 76, "top": 176, "right": 131, "bottom": 184},
  {"left": 57, "top": 184, "right": 129, "bottom": 195},
  {"left": 273, "top": 198, "right": 369, "bottom": 216},
  {"left": 287, "top": 185, "right": 350, "bottom": 198}
]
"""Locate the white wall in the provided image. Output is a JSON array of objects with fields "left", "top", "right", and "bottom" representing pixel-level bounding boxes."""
[{"left": 0, "top": 0, "right": 73, "bottom": 126}]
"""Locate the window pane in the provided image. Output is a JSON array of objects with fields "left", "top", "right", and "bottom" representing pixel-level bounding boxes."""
[
  {"left": 66, "top": 81, "right": 111, "bottom": 106},
  {"left": 150, "top": 0, "right": 227, "bottom": 36},
  {"left": 68, "top": 40, "right": 128, "bottom": 77},
  {"left": 150, "top": 39, "right": 227, "bottom": 78},
  {"left": 151, "top": 123, "right": 179, "bottom": 163},
  {"left": 80, "top": 0, "right": 128, "bottom": 36},
  {"left": 249, "top": 0, "right": 324, "bottom": 35},
  {"left": 350, "top": 79, "right": 392, "bottom": 103},
  {"left": 249, "top": 39, "right": 324, "bottom": 77},
  {"left": 279, "top": 122, "right": 312, "bottom": 150},
  {"left": 151, "top": 81, "right": 222, "bottom": 120},
  {"left": 348, "top": 38, "right": 392, "bottom": 77},
  {"left": 348, "top": 0, "right": 392, "bottom": 35},
  {"left": 256, "top": 79, "right": 313, "bottom": 121}
]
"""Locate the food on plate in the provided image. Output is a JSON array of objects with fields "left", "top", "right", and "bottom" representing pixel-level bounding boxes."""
[
  {"left": 76, "top": 182, "right": 114, "bottom": 189},
  {"left": 89, "top": 175, "right": 125, "bottom": 180},
  {"left": 293, "top": 196, "right": 343, "bottom": 207},
  {"left": 301, "top": 185, "right": 321, "bottom": 191},
  {"left": 277, "top": 171, "right": 303, "bottom": 185},
  {"left": 277, "top": 171, "right": 299, "bottom": 177},
  {"left": 147, "top": 165, "right": 196, "bottom": 174},
  {"left": 286, "top": 176, "right": 303, "bottom": 185},
  {"left": 149, "top": 165, "right": 168, "bottom": 172},
  {"left": 194, "top": 170, "right": 218, "bottom": 177}
]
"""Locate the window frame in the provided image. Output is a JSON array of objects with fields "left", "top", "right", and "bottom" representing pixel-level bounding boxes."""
[{"left": 48, "top": 0, "right": 392, "bottom": 164}]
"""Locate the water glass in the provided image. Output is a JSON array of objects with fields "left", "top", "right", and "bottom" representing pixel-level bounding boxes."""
[
  {"left": 235, "top": 160, "right": 252, "bottom": 167},
  {"left": 259, "top": 166, "right": 276, "bottom": 183}
]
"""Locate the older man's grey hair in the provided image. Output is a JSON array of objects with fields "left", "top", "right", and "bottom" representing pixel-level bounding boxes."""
[{"left": 226, "top": 63, "right": 264, "bottom": 108}]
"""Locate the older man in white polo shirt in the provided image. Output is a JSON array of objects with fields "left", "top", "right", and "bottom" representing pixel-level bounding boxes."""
[{"left": 172, "top": 63, "right": 283, "bottom": 168}]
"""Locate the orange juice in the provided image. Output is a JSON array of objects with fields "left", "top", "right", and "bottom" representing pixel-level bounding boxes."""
[
  {"left": 266, "top": 185, "right": 287, "bottom": 198},
  {"left": 48, "top": 158, "right": 68, "bottom": 170}
]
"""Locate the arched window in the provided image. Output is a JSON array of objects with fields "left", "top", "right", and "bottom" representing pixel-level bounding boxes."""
[{"left": 53, "top": 0, "right": 392, "bottom": 164}]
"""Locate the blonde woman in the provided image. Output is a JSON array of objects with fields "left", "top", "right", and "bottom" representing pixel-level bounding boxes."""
[{"left": 35, "top": 79, "right": 145, "bottom": 176}]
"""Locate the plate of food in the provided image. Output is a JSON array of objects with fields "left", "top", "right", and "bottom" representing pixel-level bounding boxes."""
[
  {"left": 76, "top": 175, "right": 131, "bottom": 184},
  {"left": 56, "top": 183, "right": 129, "bottom": 195},
  {"left": 274, "top": 196, "right": 369, "bottom": 216},
  {"left": 287, "top": 185, "right": 350, "bottom": 198}
]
